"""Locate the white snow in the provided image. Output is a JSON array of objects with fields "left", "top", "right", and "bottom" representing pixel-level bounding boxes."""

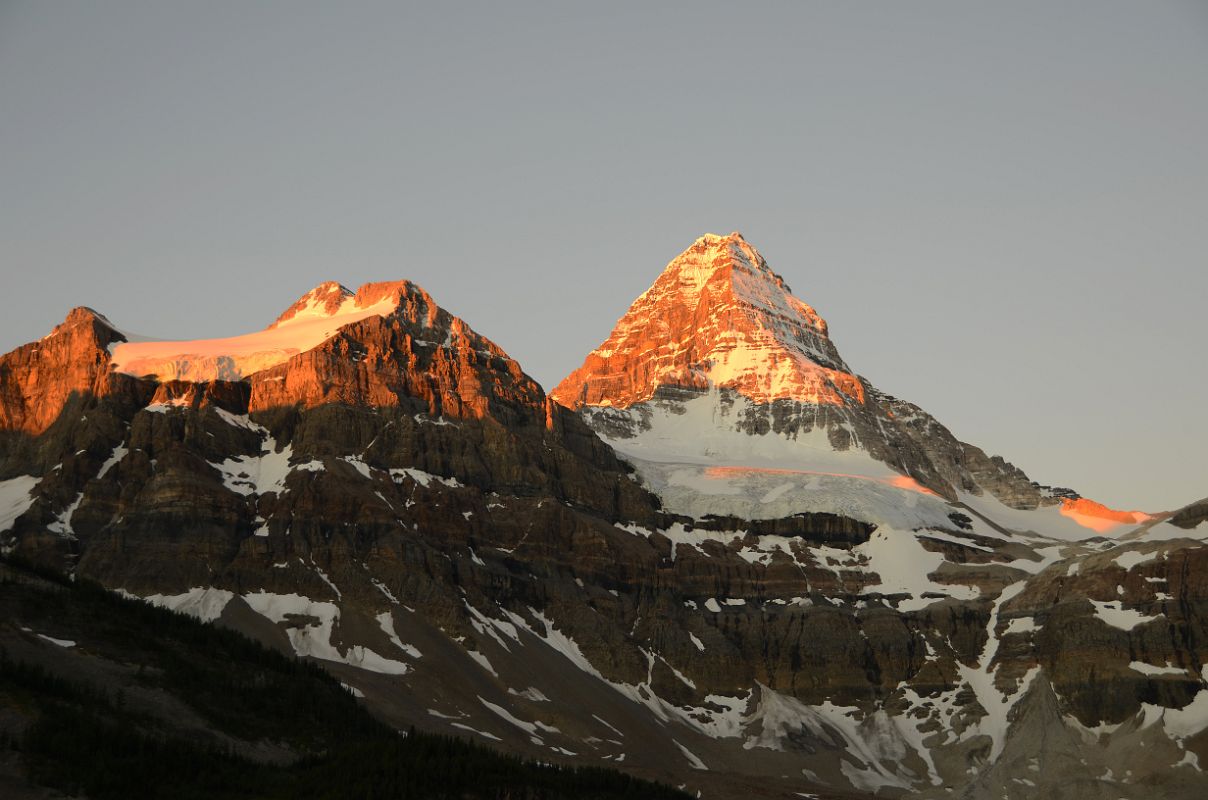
[
  {"left": 209, "top": 437, "right": 298, "bottom": 497},
  {"left": 689, "top": 633, "right": 706, "bottom": 651},
  {"left": 855, "top": 527, "right": 981, "bottom": 611},
  {"left": 465, "top": 603, "right": 521, "bottom": 652},
  {"left": 0, "top": 475, "right": 38, "bottom": 533},
  {"left": 242, "top": 591, "right": 410, "bottom": 675},
  {"left": 957, "top": 582, "right": 1040, "bottom": 763},
  {"left": 450, "top": 723, "right": 501, "bottom": 741},
  {"left": 427, "top": 708, "right": 465, "bottom": 721},
  {"left": 466, "top": 649, "right": 498, "bottom": 677},
  {"left": 375, "top": 611, "right": 422, "bottom": 658},
  {"left": 37, "top": 634, "right": 76, "bottom": 648},
  {"left": 1129, "top": 520, "right": 1208, "bottom": 543},
  {"left": 526, "top": 608, "right": 604, "bottom": 679},
  {"left": 214, "top": 408, "right": 266, "bottom": 433},
  {"left": 1089, "top": 600, "right": 1161, "bottom": 631},
  {"left": 389, "top": 468, "right": 463, "bottom": 488},
  {"left": 97, "top": 444, "right": 128, "bottom": 478},
  {"left": 1002, "top": 616, "right": 1039, "bottom": 635},
  {"left": 1143, "top": 669, "right": 1208, "bottom": 739},
  {"left": 479, "top": 697, "right": 560, "bottom": 736},
  {"left": 614, "top": 451, "right": 954, "bottom": 534},
  {"left": 742, "top": 686, "right": 915, "bottom": 791},
  {"left": 593, "top": 714, "right": 626, "bottom": 738},
  {"left": 311, "top": 562, "right": 342, "bottom": 599},
  {"left": 341, "top": 455, "right": 373, "bottom": 479},
  {"left": 371, "top": 578, "right": 399, "bottom": 603},
  {"left": 673, "top": 739, "right": 708, "bottom": 770},
  {"left": 47, "top": 492, "right": 84, "bottom": 537},
  {"left": 145, "top": 396, "right": 192, "bottom": 412},
  {"left": 141, "top": 587, "right": 234, "bottom": 623},
  {"left": 109, "top": 290, "right": 400, "bottom": 381},
  {"left": 958, "top": 491, "right": 1126, "bottom": 543},
  {"left": 1176, "top": 750, "right": 1201, "bottom": 770},
  {"left": 1129, "top": 661, "right": 1186, "bottom": 677},
  {"left": 1114, "top": 549, "right": 1164, "bottom": 570}
]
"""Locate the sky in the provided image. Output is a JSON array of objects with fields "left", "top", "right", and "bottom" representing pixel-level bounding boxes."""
[{"left": 1, "top": 1, "right": 1205, "bottom": 510}]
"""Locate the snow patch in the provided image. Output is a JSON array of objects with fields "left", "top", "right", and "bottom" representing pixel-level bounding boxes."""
[
  {"left": 243, "top": 591, "right": 409, "bottom": 674},
  {"left": 1114, "top": 549, "right": 1163, "bottom": 571},
  {"left": 1130, "top": 661, "right": 1186, "bottom": 677},
  {"left": 110, "top": 290, "right": 400, "bottom": 381},
  {"left": 0, "top": 475, "right": 38, "bottom": 533},
  {"left": 673, "top": 739, "right": 708, "bottom": 770},
  {"left": 1090, "top": 600, "right": 1161, "bottom": 631},
  {"left": 141, "top": 587, "right": 234, "bottom": 623},
  {"left": 390, "top": 468, "right": 463, "bottom": 488},
  {"left": 376, "top": 611, "right": 422, "bottom": 658}
]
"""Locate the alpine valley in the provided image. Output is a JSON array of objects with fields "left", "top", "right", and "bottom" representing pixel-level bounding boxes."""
[{"left": 2, "top": 232, "right": 1206, "bottom": 799}]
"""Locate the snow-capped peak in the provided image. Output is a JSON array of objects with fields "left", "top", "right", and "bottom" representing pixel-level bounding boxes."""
[
  {"left": 108, "top": 281, "right": 407, "bottom": 382},
  {"left": 551, "top": 232, "right": 863, "bottom": 409},
  {"left": 269, "top": 282, "right": 356, "bottom": 329}
]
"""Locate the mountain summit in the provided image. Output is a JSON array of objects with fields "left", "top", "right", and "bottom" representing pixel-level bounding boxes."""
[{"left": 552, "top": 232, "right": 863, "bottom": 409}]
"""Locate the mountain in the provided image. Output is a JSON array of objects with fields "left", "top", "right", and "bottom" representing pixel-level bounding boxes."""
[
  {"left": 0, "top": 243, "right": 1205, "bottom": 800},
  {"left": 0, "top": 556, "right": 689, "bottom": 800},
  {"left": 552, "top": 232, "right": 1138, "bottom": 523}
]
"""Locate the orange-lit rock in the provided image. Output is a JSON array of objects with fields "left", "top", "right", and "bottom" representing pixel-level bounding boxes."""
[
  {"left": 247, "top": 280, "right": 546, "bottom": 421},
  {"left": 551, "top": 232, "right": 865, "bottom": 409},
  {"left": 0, "top": 307, "right": 128, "bottom": 436}
]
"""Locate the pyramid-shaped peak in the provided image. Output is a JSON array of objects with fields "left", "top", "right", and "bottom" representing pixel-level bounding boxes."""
[
  {"left": 59, "top": 306, "right": 121, "bottom": 333},
  {"left": 551, "top": 234, "right": 861, "bottom": 410},
  {"left": 695, "top": 230, "right": 746, "bottom": 244},
  {"left": 44, "top": 306, "right": 127, "bottom": 350},
  {"left": 655, "top": 232, "right": 795, "bottom": 296}
]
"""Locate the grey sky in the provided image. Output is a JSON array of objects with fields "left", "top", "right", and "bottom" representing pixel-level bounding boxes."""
[{"left": 2, "top": 1, "right": 1205, "bottom": 510}]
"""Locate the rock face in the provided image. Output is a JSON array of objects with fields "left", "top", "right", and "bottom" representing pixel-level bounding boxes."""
[
  {"left": 552, "top": 232, "right": 859, "bottom": 409},
  {"left": 2, "top": 248, "right": 1207, "bottom": 800},
  {"left": 0, "top": 307, "right": 129, "bottom": 437}
]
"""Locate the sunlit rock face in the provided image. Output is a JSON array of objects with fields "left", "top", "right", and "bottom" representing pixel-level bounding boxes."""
[
  {"left": 552, "top": 232, "right": 862, "bottom": 410},
  {"left": 246, "top": 280, "right": 552, "bottom": 423}
]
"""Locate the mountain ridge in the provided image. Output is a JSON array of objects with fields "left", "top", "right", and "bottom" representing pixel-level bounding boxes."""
[{"left": 0, "top": 234, "right": 1205, "bottom": 799}]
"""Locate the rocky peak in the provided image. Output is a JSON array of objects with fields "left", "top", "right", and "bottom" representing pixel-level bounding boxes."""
[
  {"left": 107, "top": 280, "right": 421, "bottom": 383},
  {"left": 51, "top": 306, "right": 126, "bottom": 347},
  {"left": 247, "top": 279, "right": 539, "bottom": 421},
  {"left": 0, "top": 307, "right": 129, "bottom": 436},
  {"left": 550, "top": 232, "right": 862, "bottom": 409},
  {"left": 268, "top": 282, "right": 355, "bottom": 329}
]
